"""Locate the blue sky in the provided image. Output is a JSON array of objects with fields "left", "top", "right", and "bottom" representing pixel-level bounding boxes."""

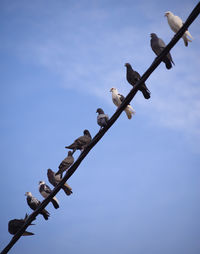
[{"left": 0, "top": 0, "right": 200, "bottom": 253}]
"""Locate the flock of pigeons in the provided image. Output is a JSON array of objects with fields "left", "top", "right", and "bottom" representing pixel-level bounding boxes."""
[{"left": 8, "top": 11, "right": 193, "bottom": 237}]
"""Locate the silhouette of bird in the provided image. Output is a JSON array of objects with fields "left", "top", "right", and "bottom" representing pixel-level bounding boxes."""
[
  {"left": 8, "top": 213, "right": 35, "bottom": 236},
  {"left": 96, "top": 108, "right": 109, "bottom": 129},
  {"left": 150, "top": 33, "right": 175, "bottom": 69},
  {"left": 25, "top": 192, "right": 50, "bottom": 220},
  {"left": 38, "top": 181, "right": 59, "bottom": 209},
  {"left": 110, "top": 87, "right": 135, "bottom": 119},
  {"left": 124, "top": 63, "right": 150, "bottom": 99},
  {"left": 47, "top": 168, "right": 73, "bottom": 196},
  {"left": 65, "top": 130, "right": 92, "bottom": 154},
  {"left": 55, "top": 151, "right": 74, "bottom": 176},
  {"left": 165, "top": 11, "right": 193, "bottom": 47}
]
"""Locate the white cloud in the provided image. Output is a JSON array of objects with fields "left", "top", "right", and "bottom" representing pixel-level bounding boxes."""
[{"left": 12, "top": 1, "right": 200, "bottom": 142}]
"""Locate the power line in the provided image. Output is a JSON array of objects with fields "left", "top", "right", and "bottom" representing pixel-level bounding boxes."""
[{"left": 1, "top": 2, "right": 199, "bottom": 253}]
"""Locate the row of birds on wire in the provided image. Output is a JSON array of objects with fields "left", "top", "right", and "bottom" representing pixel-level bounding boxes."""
[{"left": 8, "top": 10, "right": 193, "bottom": 237}]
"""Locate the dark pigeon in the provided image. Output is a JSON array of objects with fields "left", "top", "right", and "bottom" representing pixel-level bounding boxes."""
[
  {"left": 65, "top": 129, "right": 92, "bottom": 154},
  {"left": 124, "top": 63, "right": 151, "bottom": 99},
  {"left": 8, "top": 213, "right": 35, "bottom": 236},
  {"left": 150, "top": 33, "right": 175, "bottom": 69},
  {"left": 25, "top": 192, "right": 50, "bottom": 220},
  {"left": 55, "top": 151, "right": 74, "bottom": 176},
  {"left": 38, "top": 181, "right": 59, "bottom": 209},
  {"left": 47, "top": 168, "right": 73, "bottom": 196},
  {"left": 96, "top": 108, "right": 109, "bottom": 129}
]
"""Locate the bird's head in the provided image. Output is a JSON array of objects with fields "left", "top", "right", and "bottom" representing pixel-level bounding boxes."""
[
  {"left": 68, "top": 151, "right": 73, "bottom": 156},
  {"left": 47, "top": 168, "right": 53, "bottom": 174},
  {"left": 124, "top": 63, "right": 131, "bottom": 68},
  {"left": 25, "top": 192, "right": 32, "bottom": 197},
  {"left": 96, "top": 108, "right": 104, "bottom": 114},
  {"left": 39, "top": 180, "right": 45, "bottom": 185},
  {"left": 110, "top": 87, "right": 117, "bottom": 93},
  {"left": 164, "top": 11, "right": 172, "bottom": 17},
  {"left": 83, "top": 129, "right": 91, "bottom": 137},
  {"left": 150, "top": 33, "right": 157, "bottom": 38}
]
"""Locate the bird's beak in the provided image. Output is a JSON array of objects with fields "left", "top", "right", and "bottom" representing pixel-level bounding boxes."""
[
  {"left": 164, "top": 13, "right": 167, "bottom": 17},
  {"left": 110, "top": 88, "right": 112, "bottom": 92}
]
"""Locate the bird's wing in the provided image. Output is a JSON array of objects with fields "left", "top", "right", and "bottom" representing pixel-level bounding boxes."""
[
  {"left": 119, "top": 94, "right": 125, "bottom": 102},
  {"left": 43, "top": 184, "right": 52, "bottom": 194},
  {"left": 158, "top": 38, "right": 166, "bottom": 49}
]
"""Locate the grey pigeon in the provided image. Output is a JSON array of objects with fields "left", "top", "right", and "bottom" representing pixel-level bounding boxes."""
[
  {"left": 55, "top": 151, "right": 74, "bottom": 176},
  {"left": 150, "top": 33, "right": 175, "bottom": 69},
  {"left": 25, "top": 192, "right": 50, "bottom": 220},
  {"left": 47, "top": 168, "right": 73, "bottom": 196},
  {"left": 124, "top": 63, "right": 151, "bottom": 99},
  {"left": 8, "top": 213, "right": 35, "bottom": 236},
  {"left": 96, "top": 108, "right": 109, "bottom": 129},
  {"left": 38, "top": 181, "right": 59, "bottom": 209},
  {"left": 65, "top": 129, "right": 92, "bottom": 153}
]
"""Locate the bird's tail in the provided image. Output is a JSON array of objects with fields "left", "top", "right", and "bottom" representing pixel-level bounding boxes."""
[
  {"left": 41, "top": 209, "right": 50, "bottom": 220},
  {"left": 124, "top": 105, "right": 136, "bottom": 119},
  {"left": 164, "top": 58, "right": 172, "bottom": 69},
  {"left": 62, "top": 183, "right": 73, "bottom": 196},
  {"left": 22, "top": 231, "right": 34, "bottom": 236},
  {"left": 65, "top": 145, "right": 76, "bottom": 154},
  {"left": 185, "top": 30, "right": 193, "bottom": 40},
  {"left": 51, "top": 197, "right": 59, "bottom": 209},
  {"left": 141, "top": 85, "right": 151, "bottom": 99},
  {"left": 182, "top": 34, "right": 192, "bottom": 47}
]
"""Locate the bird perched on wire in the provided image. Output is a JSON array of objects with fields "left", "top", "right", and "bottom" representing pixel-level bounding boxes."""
[
  {"left": 38, "top": 181, "right": 59, "bottom": 209},
  {"left": 65, "top": 129, "right": 92, "bottom": 154},
  {"left": 47, "top": 168, "right": 73, "bottom": 196},
  {"left": 164, "top": 11, "right": 193, "bottom": 47},
  {"left": 110, "top": 87, "right": 135, "bottom": 119},
  {"left": 55, "top": 151, "right": 74, "bottom": 176},
  {"left": 124, "top": 63, "right": 151, "bottom": 99},
  {"left": 25, "top": 192, "right": 50, "bottom": 220},
  {"left": 96, "top": 108, "right": 109, "bottom": 129},
  {"left": 150, "top": 33, "right": 175, "bottom": 69},
  {"left": 8, "top": 213, "right": 35, "bottom": 236}
]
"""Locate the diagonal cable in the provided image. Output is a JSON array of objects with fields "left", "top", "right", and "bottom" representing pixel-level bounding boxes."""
[{"left": 1, "top": 2, "right": 199, "bottom": 253}]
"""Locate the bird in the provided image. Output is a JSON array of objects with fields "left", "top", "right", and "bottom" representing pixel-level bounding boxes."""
[
  {"left": 55, "top": 151, "right": 74, "bottom": 176},
  {"left": 25, "top": 192, "right": 50, "bottom": 220},
  {"left": 96, "top": 108, "right": 109, "bottom": 129},
  {"left": 110, "top": 87, "right": 135, "bottom": 119},
  {"left": 65, "top": 129, "right": 92, "bottom": 154},
  {"left": 47, "top": 168, "right": 73, "bottom": 196},
  {"left": 38, "top": 181, "right": 59, "bottom": 209},
  {"left": 8, "top": 214, "right": 35, "bottom": 236},
  {"left": 150, "top": 33, "right": 175, "bottom": 69},
  {"left": 124, "top": 63, "right": 151, "bottom": 99},
  {"left": 165, "top": 11, "right": 193, "bottom": 47}
]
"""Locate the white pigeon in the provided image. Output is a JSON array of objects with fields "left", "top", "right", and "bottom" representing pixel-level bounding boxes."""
[
  {"left": 110, "top": 87, "right": 135, "bottom": 119},
  {"left": 165, "top": 11, "right": 193, "bottom": 47}
]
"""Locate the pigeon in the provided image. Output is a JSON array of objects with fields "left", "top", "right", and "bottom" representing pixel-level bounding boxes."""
[
  {"left": 55, "top": 151, "right": 74, "bottom": 176},
  {"left": 124, "top": 63, "right": 151, "bottom": 99},
  {"left": 110, "top": 87, "right": 135, "bottom": 119},
  {"left": 8, "top": 214, "right": 34, "bottom": 236},
  {"left": 38, "top": 181, "right": 59, "bottom": 209},
  {"left": 150, "top": 33, "right": 175, "bottom": 69},
  {"left": 96, "top": 108, "right": 109, "bottom": 129},
  {"left": 165, "top": 11, "right": 193, "bottom": 47},
  {"left": 47, "top": 169, "right": 73, "bottom": 196},
  {"left": 65, "top": 130, "right": 92, "bottom": 154},
  {"left": 25, "top": 192, "right": 50, "bottom": 220}
]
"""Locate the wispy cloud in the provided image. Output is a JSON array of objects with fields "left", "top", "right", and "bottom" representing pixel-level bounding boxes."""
[{"left": 8, "top": 1, "right": 200, "bottom": 141}]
